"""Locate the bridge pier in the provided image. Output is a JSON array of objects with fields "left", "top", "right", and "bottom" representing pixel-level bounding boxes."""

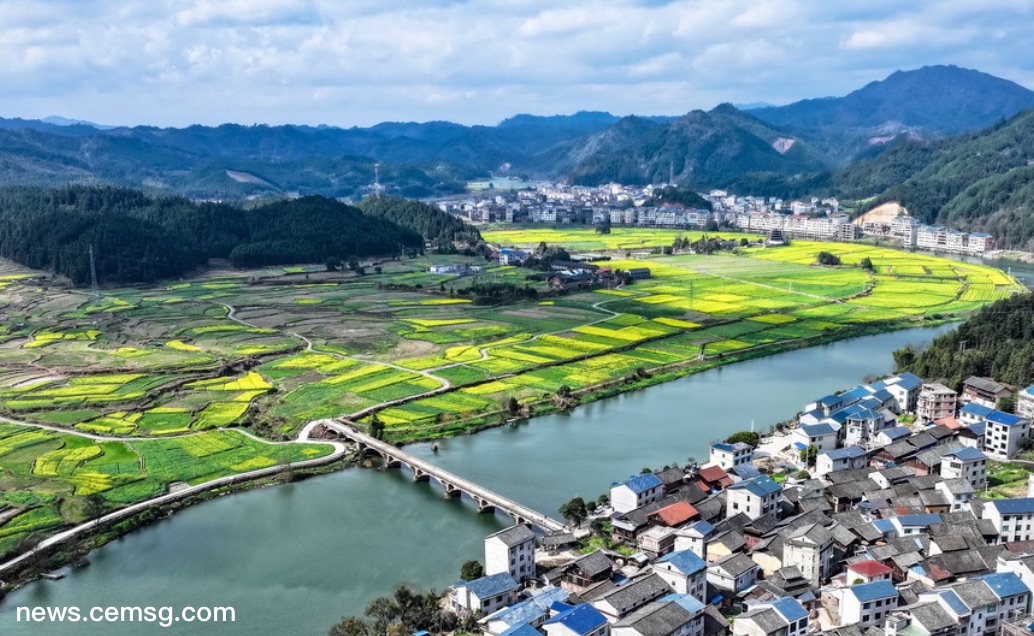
[
  {"left": 442, "top": 483, "right": 461, "bottom": 499},
  {"left": 411, "top": 466, "right": 431, "bottom": 482}
]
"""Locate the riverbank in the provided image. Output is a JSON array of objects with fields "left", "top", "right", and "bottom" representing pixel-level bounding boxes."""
[{"left": 381, "top": 315, "right": 957, "bottom": 444}]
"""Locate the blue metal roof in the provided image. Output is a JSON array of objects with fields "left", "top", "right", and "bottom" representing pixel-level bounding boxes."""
[
  {"left": 895, "top": 513, "right": 942, "bottom": 527},
  {"left": 822, "top": 446, "right": 867, "bottom": 461},
  {"left": 872, "top": 519, "right": 895, "bottom": 534},
  {"left": 893, "top": 373, "right": 923, "bottom": 390},
  {"left": 656, "top": 549, "right": 707, "bottom": 575},
  {"left": 976, "top": 572, "right": 1030, "bottom": 599},
  {"left": 662, "top": 593, "right": 705, "bottom": 614},
  {"left": 841, "top": 386, "right": 873, "bottom": 404},
  {"left": 799, "top": 422, "right": 836, "bottom": 436},
  {"left": 948, "top": 447, "right": 987, "bottom": 461},
  {"left": 499, "top": 625, "right": 541, "bottom": 636},
  {"left": 870, "top": 389, "right": 895, "bottom": 403},
  {"left": 987, "top": 411, "right": 1027, "bottom": 427},
  {"left": 732, "top": 465, "right": 761, "bottom": 479},
  {"left": 960, "top": 403, "right": 995, "bottom": 417},
  {"left": 817, "top": 394, "right": 844, "bottom": 408},
  {"left": 459, "top": 573, "right": 518, "bottom": 598},
  {"left": 848, "top": 581, "right": 898, "bottom": 602},
  {"left": 932, "top": 590, "right": 968, "bottom": 616},
  {"left": 991, "top": 498, "right": 1034, "bottom": 515},
  {"left": 769, "top": 597, "right": 808, "bottom": 623},
  {"left": 711, "top": 443, "right": 735, "bottom": 452},
  {"left": 543, "top": 604, "right": 608, "bottom": 635},
  {"left": 686, "top": 520, "right": 715, "bottom": 537},
  {"left": 485, "top": 599, "right": 546, "bottom": 626},
  {"left": 881, "top": 426, "right": 911, "bottom": 440},
  {"left": 793, "top": 442, "right": 808, "bottom": 450},
  {"left": 622, "top": 472, "right": 663, "bottom": 494},
  {"left": 729, "top": 475, "right": 781, "bottom": 497}
]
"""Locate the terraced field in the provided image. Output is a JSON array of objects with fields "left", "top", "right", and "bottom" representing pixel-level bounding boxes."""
[{"left": 0, "top": 230, "right": 1023, "bottom": 556}]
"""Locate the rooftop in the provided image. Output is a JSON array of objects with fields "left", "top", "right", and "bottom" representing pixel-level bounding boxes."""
[
  {"left": 847, "top": 580, "right": 898, "bottom": 602},
  {"left": 655, "top": 549, "right": 707, "bottom": 576},
  {"left": 487, "top": 525, "right": 536, "bottom": 547},
  {"left": 728, "top": 475, "right": 781, "bottom": 498},
  {"left": 946, "top": 447, "right": 987, "bottom": 461},
  {"left": 543, "top": 604, "right": 608, "bottom": 636},
  {"left": 458, "top": 573, "right": 518, "bottom": 599},
  {"left": 848, "top": 560, "right": 893, "bottom": 578},
  {"left": 621, "top": 472, "right": 664, "bottom": 494}
]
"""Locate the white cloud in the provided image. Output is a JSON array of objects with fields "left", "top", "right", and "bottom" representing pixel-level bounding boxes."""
[{"left": 0, "top": 0, "right": 1031, "bottom": 126}]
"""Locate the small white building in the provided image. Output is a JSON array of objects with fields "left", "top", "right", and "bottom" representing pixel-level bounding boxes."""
[
  {"left": 984, "top": 498, "right": 1034, "bottom": 543},
  {"left": 983, "top": 410, "right": 1031, "bottom": 460},
  {"left": 1018, "top": 385, "right": 1034, "bottom": 420},
  {"left": 451, "top": 573, "right": 519, "bottom": 615},
  {"left": 673, "top": 521, "right": 716, "bottom": 559},
  {"left": 816, "top": 446, "right": 869, "bottom": 477},
  {"left": 485, "top": 525, "right": 537, "bottom": 583},
  {"left": 709, "top": 442, "right": 754, "bottom": 471},
  {"left": 732, "top": 597, "right": 809, "bottom": 636},
  {"left": 652, "top": 550, "right": 708, "bottom": 600},
  {"left": 781, "top": 524, "right": 835, "bottom": 586},
  {"left": 611, "top": 473, "right": 664, "bottom": 514},
  {"left": 838, "top": 580, "right": 899, "bottom": 627},
  {"left": 726, "top": 476, "right": 781, "bottom": 521},
  {"left": 543, "top": 604, "right": 611, "bottom": 636},
  {"left": 939, "top": 446, "right": 988, "bottom": 490},
  {"left": 707, "top": 553, "right": 760, "bottom": 595}
]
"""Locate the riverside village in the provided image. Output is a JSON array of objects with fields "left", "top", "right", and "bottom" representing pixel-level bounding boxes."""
[{"left": 434, "top": 371, "right": 1034, "bottom": 636}]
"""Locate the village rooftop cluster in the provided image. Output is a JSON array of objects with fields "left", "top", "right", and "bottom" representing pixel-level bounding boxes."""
[
  {"left": 446, "top": 371, "right": 1034, "bottom": 636},
  {"left": 434, "top": 184, "right": 994, "bottom": 256}
]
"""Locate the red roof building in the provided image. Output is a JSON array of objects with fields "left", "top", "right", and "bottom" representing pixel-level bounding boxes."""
[
  {"left": 847, "top": 560, "right": 893, "bottom": 583},
  {"left": 649, "top": 501, "right": 699, "bottom": 528}
]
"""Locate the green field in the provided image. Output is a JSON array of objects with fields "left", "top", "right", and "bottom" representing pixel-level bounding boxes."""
[{"left": 0, "top": 227, "right": 1024, "bottom": 558}]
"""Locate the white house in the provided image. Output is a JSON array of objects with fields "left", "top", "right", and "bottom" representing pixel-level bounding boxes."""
[
  {"left": 846, "top": 560, "right": 893, "bottom": 585},
  {"left": 726, "top": 476, "right": 781, "bottom": 521},
  {"left": 983, "top": 410, "right": 1031, "bottom": 460},
  {"left": 939, "top": 446, "right": 988, "bottom": 490},
  {"left": 485, "top": 525, "right": 536, "bottom": 583},
  {"left": 611, "top": 473, "right": 664, "bottom": 514},
  {"left": 732, "top": 597, "right": 809, "bottom": 636},
  {"left": 781, "top": 523, "right": 835, "bottom": 586},
  {"left": 1018, "top": 385, "right": 1034, "bottom": 420},
  {"left": 674, "top": 521, "right": 716, "bottom": 559},
  {"left": 791, "top": 422, "right": 839, "bottom": 452},
  {"left": 917, "top": 573, "right": 1031, "bottom": 635},
  {"left": 451, "top": 573, "right": 519, "bottom": 615},
  {"left": 816, "top": 446, "right": 869, "bottom": 477},
  {"left": 707, "top": 553, "right": 760, "bottom": 595},
  {"left": 983, "top": 498, "right": 1034, "bottom": 543},
  {"left": 838, "top": 580, "right": 899, "bottom": 627},
  {"left": 652, "top": 550, "right": 708, "bottom": 600},
  {"left": 593, "top": 574, "right": 672, "bottom": 623},
  {"left": 709, "top": 442, "right": 754, "bottom": 470}
]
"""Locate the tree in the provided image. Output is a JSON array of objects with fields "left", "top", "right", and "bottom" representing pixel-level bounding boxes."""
[
  {"left": 800, "top": 445, "right": 818, "bottom": 466},
  {"left": 557, "top": 385, "right": 573, "bottom": 398},
  {"left": 859, "top": 256, "right": 875, "bottom": 272},
  {"left": 797, "top": 470, "right": 811, "bottom": 480},
  {"left": 893, "top": 346, "right": 918, "bottom": 371},
  {"left": 506, "top": 397, "right": 521, "bottom": 415},
  {"left": 369, "top": 415, "right": 385, "bottom": 440},
  {"left": 724, "top": 431, "right": 760, "bottom": 446},
  {"left": 558, "top": 496, "right": 588, "bottom": 526},
  {"left": 703, "top": 219, "right": 720, "bottom": 232},
  {"left": 326, "top": 256, "right": 343, "bottom": 272},
  {"left": 329, "top": 617, "right": 370, "bottom": 636},
  {"left": 816, "top": 251, "right": 841, "bottom": 266},
  {"left": 374, "top": 266, "right": 382, "bottom": 275},
  {"left": 460, "top": 560, "right": 484, "bottom": 580},
  {"left": 1000, "top": 394, "right": 1017, "bottom": 414}
]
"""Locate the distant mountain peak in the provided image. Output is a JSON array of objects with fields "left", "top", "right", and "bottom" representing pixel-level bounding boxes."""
[{"left": 41, "top": 115, "right": 114, "bottom": 130}]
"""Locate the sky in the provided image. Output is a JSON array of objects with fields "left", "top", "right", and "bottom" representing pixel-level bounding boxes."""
[{"left": 3, "top": 0, "right": 1034, "bottom": 128}]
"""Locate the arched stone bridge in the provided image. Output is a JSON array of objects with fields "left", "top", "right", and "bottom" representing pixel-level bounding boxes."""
[{"left": 329, "top": 421, "right": 565, "bottom": 532}]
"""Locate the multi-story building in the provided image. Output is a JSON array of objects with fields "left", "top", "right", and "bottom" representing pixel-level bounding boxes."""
[
  {"left": 709, "top": 442, "right": 754, "bottom": 470},
  {"left": 652, "top": 550, "right": 708, "bottom": 600},
  {"left": 1018, "top": 385, "right": 1034, "bottom": 420},
  {"left": 451, "top": 573, "right": 519, "bottom": 615},
  {"left": 962, "top": 377, "right": 1013, "bottom": 409},
  {"left": 485, "top": 525, "right": 536, "bottom": 583},
  {"left": 918, "top": 384, "right": 958, "bottom": 423},
  {"left": 611, "top": 473, "right": 664, "bottom": 514},
  {"left": 984, "top": 411, "right": 1031, "bottom": 460},
  {"left": 940, "top": 447, "right": 988, "bottom": 490},
  {"left": 781, "top": 523, "right": 835, "bottom": 586},
  {"left": 732, "top": 598, "right": 809, "bottom": 636},
  {"left": 838, "top": 580, "right": 900, "bottom": 627},
  {"left": 725, "top": 476, "right": 781, "bottom": 521},
  {"left": 984, "top": 499, "right": 1034, "bottom": 543}
]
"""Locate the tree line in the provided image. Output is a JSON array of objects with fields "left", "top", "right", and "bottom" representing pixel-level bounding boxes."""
[
  {"left": 895, "top": 291, "right": 1034, "bottom": 389},
  {"left": 0, "top": 187, "right": 485, "bottom": 284}
]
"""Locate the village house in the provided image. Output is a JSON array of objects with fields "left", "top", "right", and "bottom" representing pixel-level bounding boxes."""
[
  {"left": 709, "top": 442, "right": 754, "bottom": 471},
  {"left": 939, "top": 447, "right": 988, "bottom": 490},
  {"left": 836, "top": 580, "right": 900, "bottom": 627},
  {"left": 480, "top": 587, "right": 569, "bottom": 636},
  {"left": 781, "top": 523, "right": 836, "bottom": 586},
  {"left": 983, "top": 410, "right": 1031, "bottom": 460},
  {"left": 592, "top": 574, "right": 672, "bottom": 623},
  {"left": 731, "top": 597, "right": 809, "bottom": 636},
  {"left": 983, "top": 499, "right": 1034, "bottom": 543},
  {"left": 543, "top": 603, "right": 611, "bottom": 636},
  {"left": 485, "top": 525, "right": 537, "bottom": 583},
  {"left": 674, "top": 521, "right": 716, "bottom": 559},
  {"left": 612, "top": 474, "right": 665, "bottom": 514},
  {"left": 846, "top": 560, "right": 893, "bottom": 584},
  {"left": 726, "top": 476, "right": 781, "bottom": 521},
  {"left": 707, "top": 553, "right": 760, "bottom": 598},
  {"left": 611, "top": 595, "right": 706, "bottom": 636},
  {"left": 451, "top": 573, "right": 519, "bottom": 615},
  {"left": 652, "top": 549, "right": 708, "bottom": 600},
  {"left": 816, "top": 446, "right": 868, "bottom": 477},
  {"left": 961, "top": 376, "right": 1012, "bottom": 409},
  {"left": 918, "top": 384, "right": 958, "bottom": 423}
]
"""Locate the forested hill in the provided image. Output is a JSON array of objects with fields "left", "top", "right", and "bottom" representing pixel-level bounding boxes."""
[
  {"left": 896, "top": 292, "right": 1034, "bottom": 389},
  {"left": 0, "top": 187, "right": 426, "bottom": 284},
  {"left": 356, "top": 196, "right": 481, "bottom": 244},
  {"left": 836, "top": 107, "right": 1034, "bottom": 249}
]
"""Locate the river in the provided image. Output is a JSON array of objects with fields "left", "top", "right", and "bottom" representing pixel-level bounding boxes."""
[{"left": 0, "top": 323, "right": 957, "bottom": 636}]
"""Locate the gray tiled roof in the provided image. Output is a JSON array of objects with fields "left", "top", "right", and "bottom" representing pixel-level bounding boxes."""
[
  {"left": 488, "top": 525, "right": 536, "bottom": 547},
  {"left": 613, "top": 600, "right": 695, "bottom": 635}
]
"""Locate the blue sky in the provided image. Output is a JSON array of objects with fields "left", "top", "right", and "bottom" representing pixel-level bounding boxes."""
[{"left": 2, "top": 0, "right": 1033, "bottom": 127}]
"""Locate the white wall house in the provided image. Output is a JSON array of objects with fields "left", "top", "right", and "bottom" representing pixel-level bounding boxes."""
[
  {"left": 652, "top": 550, "right": 708, "bottom": 601},
  {"left": 709, "top": 443, "right": 754, "bottom": 470},
  {"left": 838, "top": 581, "right": 899, "bottom": 627},
  {"left": 983, "top": 411, "right": 1031, "bottom": 460},
  {"left": 726, "top": 476, "right": 781, "bottom": 521},
  {"left": 451, "top": 573, "right": 519, "bottom": 615},
  {"left": 611, "top": 474, "right": 664, "bottom": 514},
  {"left": 984, "top": 498, "right": 1034, "bottom": 543},
  {"left": 485, "top": 525, "right": 536, "bottom": 583},
  {"left": 732, "top": 598, "right": 809, "bottom": 636},
  {"left": 939, "top": 447, "right": 988, "bottom": 490}
]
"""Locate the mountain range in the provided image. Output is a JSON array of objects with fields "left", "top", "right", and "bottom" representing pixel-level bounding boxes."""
[{"left": 3, "top": 65, "right": 1034, "bottom": 245}]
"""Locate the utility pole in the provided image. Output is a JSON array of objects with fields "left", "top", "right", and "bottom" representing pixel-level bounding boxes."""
[
  {"left": 374, "top": 163, "right": 381, "bottom": 199},
  {"left": 88, "top": 243, "right": 100, "bottom": 298}
]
